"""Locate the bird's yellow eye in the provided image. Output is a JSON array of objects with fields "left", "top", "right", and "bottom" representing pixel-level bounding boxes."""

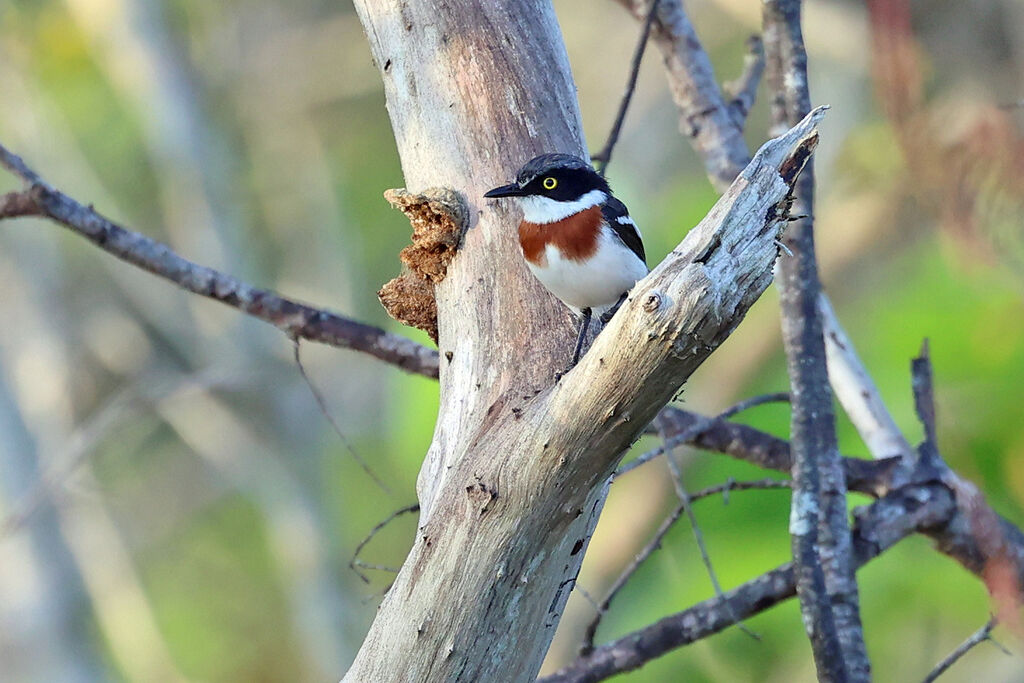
[{"left": 542, "top": 177, "right": 558, "bottom": 190}]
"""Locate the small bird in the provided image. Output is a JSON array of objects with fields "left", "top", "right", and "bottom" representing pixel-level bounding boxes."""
[{"left": 485, "top": 154, "right": 648, "bottom": 366}]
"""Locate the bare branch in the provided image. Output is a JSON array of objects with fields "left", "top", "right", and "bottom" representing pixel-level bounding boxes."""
[
  {"left": 657, "top": 400, "right": 1024, "bottom": 606},
  {"left": 613, "top": 0, "right": 750, "bottom": 190},
  {"left": 0, "top": 143, "right": 441, "bottom": 379},
  {"left": 546, "top": 445, "right": 1024, "bottom": 683},
  {"left": 763, "top": 0, "right": 870, "bottom": 676},
  {"left": 657, "top": 416, "right": 760, "bottom": 641},
  {"left": 820, "top": 292, "right": 915, "bottom": 463},
  {"left": 542, "top": 479, "right": 955, "bottom": 683},
  {"left": 579, "top": 499, "right": 687, "bottom": 655},
  {"left": 630, "top": 405, "right": 902, "bottom": 497},
  {"left": 724, "top": 36, "right": 766, "bottom": 128},
  {"left": 592, "top": 0, "right": 660, "bottom": 174},
  {"left": 921, "top": 616, "right": 1005, "bottom": 683},
  {"left": 579, "top": 478, "right": 788, "bottom": 654},
  {"left": 616, "top": 392, "right": 790, "bottom": 477},
  {"left": 349, "top": 503, "right": 421, "bottom": 584},
  {"left": 613, "top": 0, "right": 907, "bottom": 483},
  {"left": 345, "top": 98, "right": 825, "bottom": 679}
]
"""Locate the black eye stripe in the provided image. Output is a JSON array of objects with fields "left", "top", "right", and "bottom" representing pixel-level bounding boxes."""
[{"left": 516, "top": 163, "right": 610, "bottom": 200}]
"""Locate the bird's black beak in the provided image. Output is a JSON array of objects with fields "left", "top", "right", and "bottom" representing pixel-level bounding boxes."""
[{"left": 484, "top": 183, "right": 525, "bottom": 199}]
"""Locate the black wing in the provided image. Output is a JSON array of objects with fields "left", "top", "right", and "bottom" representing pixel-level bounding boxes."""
[{"left": 601, "top": 196, "right": 646, "bottom": 264}]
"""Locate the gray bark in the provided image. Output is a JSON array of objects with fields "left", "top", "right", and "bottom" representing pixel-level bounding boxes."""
[
  {"left": 763, "top": 0, "right": 870, "bottom": 678},
  {"left": 343, "top": 2, "right": 823, "bottom": 674}
]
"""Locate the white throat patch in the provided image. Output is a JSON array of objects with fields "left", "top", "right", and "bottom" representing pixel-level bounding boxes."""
[{"left": 518, "top": 189, "right": 607, "bottom": 224}]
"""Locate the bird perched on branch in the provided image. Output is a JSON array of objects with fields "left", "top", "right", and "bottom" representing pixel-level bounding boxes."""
[{"left": 485, "top": 153, "right": 648, "bottom": 367}]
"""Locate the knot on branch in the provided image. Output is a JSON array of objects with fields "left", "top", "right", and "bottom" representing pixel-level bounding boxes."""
[
  {"left": 379, "top": 187, "right": 468, "bottom": 343},
  {"left": 643, "top": 292, "right": 664, "bottom": 313},
  {"left": 0, "top": 188, "right": 40, "bottom": 219}
]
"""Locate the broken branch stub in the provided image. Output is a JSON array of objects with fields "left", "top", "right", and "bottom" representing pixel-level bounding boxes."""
[{"left": 378, "top": 187, "right": 468, "bottom": 342}]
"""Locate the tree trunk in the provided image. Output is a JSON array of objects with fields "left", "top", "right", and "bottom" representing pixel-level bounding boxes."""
[{"left": 346, "top": 2, "right": 822, "bottom": 679}]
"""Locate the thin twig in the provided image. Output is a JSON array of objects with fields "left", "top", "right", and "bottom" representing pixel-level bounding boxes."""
[
  {"left": 592, "top": 0, "right": 660, "bottom": 174},
  {"left": 542, "top": 477, "right": 955, "bottom": 683},
  {"left": 611, "top": 0, "right": 752, "bottom": 190},
  {"left": 580, "top": 500, "right": 685, "bottom": 654},
  {"left": 616, "top": 392, "right": 789, "bottom": 477},
  {"left": 578, "top": 478, "right": 788, "bottom": 653},
  {"left": 575, "top": 586, "right": 603, "bottom": 613},
  {"left": 293, "top": 339, "right": 390, "bottom": 495},
  {"left": 0, "top": 142, "right": 441, "bottom": 379},
  {"left": 921, "top": 616, "right": 1005, "bottom": 683},
  {"left": 349, "top": 503, "right": 420, "bottom": 584},
  {"left": 351, "top": 561, "right": 403, "bottom": 574},
  {"left": 658, "top": 418, "right": 760, "bottom": 641}
]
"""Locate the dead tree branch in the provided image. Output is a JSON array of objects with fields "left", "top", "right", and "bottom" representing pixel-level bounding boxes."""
[
  {"left": 341, "top": 11, "right": 826, "bottom": 665},
  {"left": 819, "top": 292, "right": 915, "bottom": 463},
  {"left": 764, "top": 0, "right": 870, "bottom": 677},
  {"left": 540, "top": 478, "right": 957, "bottom": 683},
  {"left": 0, "top": 144, "right": 441, "bottom": 379},
  {"left": 616, "top": 392, "right": 789, "bottom": 477},
  {"left": 542, "top": 409, "right": 1024, "bottom": 683},
  {"left": 609, "top": 0, "right": 905, "bottom": 485},
  {"left": 592, "top": 0, "right": 660, "bottom": 174},
  {"left": 613, "top": 0, "right": 751, "bottom": 190},
  {"left": 579, "top": 478, "right": 788, "bottom": 655},
  {"left": 725, "top": 36, "right": 766, "bottom": 128},
  {"left": 657, "top": 414, "right": 760, "bottom": 641},
  {"left": 350, "top": 503, "right": 421, "bottom": 584}
]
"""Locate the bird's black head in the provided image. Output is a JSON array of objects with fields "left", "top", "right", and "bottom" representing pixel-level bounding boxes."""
[{"left": 484, "top": 154, "right": 610, "bottom": 203}]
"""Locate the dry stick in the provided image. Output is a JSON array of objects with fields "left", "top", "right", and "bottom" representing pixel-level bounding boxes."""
[
  {"left": 0, "top": 143, "right": 441, "bottom": 379},
  {"left": 578, "top": 478, "right": 788, "bottom": 653},
  {"left": 724, "top": 36, "right": 766, "bottom": 128},
  {"left": 616, "top": 392, "right": 790, "bottom": 477},
  {"left": 557, "top": 355, "right": 1024, "bottom": 681},
  {"left": 612, "top": 0, "right": 905, "bottom": 480},
  {"left": 541, "top": 478, "right": 957, "bottom": 683},
  {"left": 763, "top": 0, "right": 870, "bottom": 678},
  {"left": 613, "top": 0, "right": 897, "bottom": 478},
  {"left": 579, "top": 499, "right": 687, "bottom": 654},
  {"left": 921, "top": 616, "right": 1007, "bottom": 683},
  {"left": 292, "top": 339, "right": 390, "bottom": 495},
  {"left": 612, "top": 0, "right": 752, "bottom": 190},
  {"left": 658, "top": 419, "right": 761, "bottom": 642},
  {"left": 349, "top": 503, "right": 420, "bottom": 584},
  {"left": 819, "top": 292, "right": 915, "bottom": 464},
  {"left": 592, "top": 0, "right": 660, "bottom": 174}
]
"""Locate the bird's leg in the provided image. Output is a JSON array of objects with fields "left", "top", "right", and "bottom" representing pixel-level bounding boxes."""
[
  {"left": 570, "top": 307, "right": 592, "bottom": 368},
  {"left": 599, "top": 292, "right": 628, "bottom": 324}
]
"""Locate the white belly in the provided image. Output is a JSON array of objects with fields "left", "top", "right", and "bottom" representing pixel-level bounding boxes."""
[{"left": 526, "top": 230, "right": 648, "bottom": 313}]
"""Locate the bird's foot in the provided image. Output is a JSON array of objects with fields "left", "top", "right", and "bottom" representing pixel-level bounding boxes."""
[{"left": 599, "top": 292, "right": 629, "bottom": 324}]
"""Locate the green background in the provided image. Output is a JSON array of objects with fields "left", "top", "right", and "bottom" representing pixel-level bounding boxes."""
[{"left": 0, "top": 0, "right": 1022, "bottom": 681}]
